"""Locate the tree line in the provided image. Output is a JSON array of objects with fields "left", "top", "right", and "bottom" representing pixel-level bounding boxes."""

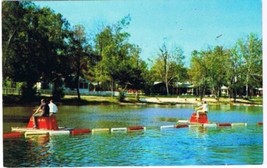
[{"left": 2, "top": 1, "right": 262, "bottom": 102}]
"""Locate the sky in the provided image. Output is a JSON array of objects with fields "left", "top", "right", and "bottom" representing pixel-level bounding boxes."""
[{"left": 33, "top": 0, "right": 262, "bottom": 66}]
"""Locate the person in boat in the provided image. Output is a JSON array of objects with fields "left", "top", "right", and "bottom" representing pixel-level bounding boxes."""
[
  {"left": 32, "top": 99, "right": 50, "bottom": 128},
  {"left": 48, "top": 99, "right": 58, "bottom": 116},
  {"left": 195, "top": 101, "right": 208, "bottom": 119}
]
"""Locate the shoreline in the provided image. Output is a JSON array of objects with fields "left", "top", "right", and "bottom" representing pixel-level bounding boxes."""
[
  {"left": 2, "top": 95, "right": 263, "bottom": 107},
  {"left": 137, "top": 97, "right": 263, "bottom": 106},
  {"left": 120, "top": 97, "right": 263, "bottom": 107}
]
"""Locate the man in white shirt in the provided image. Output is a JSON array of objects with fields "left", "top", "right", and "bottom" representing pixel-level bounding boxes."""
[
  {"left": 49, "top": 99, "right": 58, "bottom": 116},
  {"left": 196, "top": 101, "right": 208, "bottom": 119}
]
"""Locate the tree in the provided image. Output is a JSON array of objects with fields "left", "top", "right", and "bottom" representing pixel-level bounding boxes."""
[
  {"left": 235, "top": 33, "right": 262, "bottom": 98},
  {"left": 188, "top": 50, "right": 209, "bottom": 99},
  {"left": 66, "top": 25, "right": 96, "bottom": 100},
  {"left": 225, "top": 47, "right": 245, "bottom": 102},
  {"left": 2, "top": 1, "right": 69, "bottom": 101},
  {"left": 189, "top": 46, "right": 232, "bottom": 100},
  {"left": 2, "top": 1, "right": 27, "bottom": 80},
  {"left": 150, "top": 43, "right": 185, "bottom": 95},
  {"left": 93, "top": 26, "right": 115, "bottom": 91},
  {"left": 206, "top": 46, "right": 230, "bottom": 99},
  {"left": 93, "top": 16, "right": 146, "bottom": 98},
  {"left": 189, "top": 34, "right": 262, "bottom": 100}
]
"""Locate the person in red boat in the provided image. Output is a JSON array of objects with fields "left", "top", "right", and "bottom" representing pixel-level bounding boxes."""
[
  {"left": 32, "top": 99, "right": 50, "bottom": 128},
  {"left": 195, "top": 101, "right": 208, "bottom": 120},
  {"left": 49, "top": 99, "right": 58, "bottom": 116}
]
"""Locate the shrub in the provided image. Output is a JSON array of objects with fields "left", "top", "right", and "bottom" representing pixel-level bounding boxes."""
[
  {"left": 118, "top": 91, "right": 126, "bottom": 102},
  {"left": 20, "top": 84, "right": 36, "bottom": 102},
  {"left": 52, "top": 87, "right": 65, "bottom": 101}
]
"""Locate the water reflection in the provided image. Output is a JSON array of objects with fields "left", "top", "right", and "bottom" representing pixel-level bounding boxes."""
[
  {"left": 3, "top": 104, "right": 263, "bottom": 166},
  {"left": 188, "top": 126, "right": 209, "bottom": 138},
  {"left": 157, "top": 117, "right": 178, "bottom": 122},
  {"left": 26, "top": 134, "right": 50, "bottom": 145}
]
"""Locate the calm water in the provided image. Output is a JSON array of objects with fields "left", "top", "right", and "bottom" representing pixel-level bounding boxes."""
[{"left": 3, "top": 104, "right": 263, "bottom": 166}]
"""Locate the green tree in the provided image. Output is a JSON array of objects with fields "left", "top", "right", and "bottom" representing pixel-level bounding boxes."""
[
  {"left": 2, "top": 1, "right": 27, "bottom": 80},
  {"left": 188, "top": 50, "right": 209, "bottom": 99},
  {"left": 93, "top": 16, "right": 147, "bottom": 98},
  {"left": 206, "top": 46, "right": 230, "bottom": 99},
  {"left": 93, "top": 26, "right": 115, "bottom": 91},
  {"left": 150, "top": 43, "right": 185, "bottom": 95},
  {"left": 224, "top": 47, "right": 244, "bottom": 102},
  {"left": 235, "top": 33, "right": 262, "bottom": 98},
  {"left": 2, "top": 1, "right": 69, "bottom": 101},
  {"left": 189, "top": 46, "right": 232, "bottom": 100},
  {"left": 66, "top": 25, "right": 96, "bottom": 100}
]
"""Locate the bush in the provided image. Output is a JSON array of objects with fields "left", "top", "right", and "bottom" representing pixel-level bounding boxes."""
[
  {"left": 117, "top": 91, "right": 126, "bottom": 102},
  {"left": 21, "top": 84, "right": 36, "bottom": 102},
  {"left": 52, "top": 87, "right": 65, "bottom": 101}
]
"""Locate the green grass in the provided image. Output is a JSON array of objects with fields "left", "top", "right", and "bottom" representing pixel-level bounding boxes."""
[{"left": 3, "top": 94, "right": 262, "bottom": 106}]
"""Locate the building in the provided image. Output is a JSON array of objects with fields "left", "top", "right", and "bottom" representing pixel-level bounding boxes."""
[
  {"left": 152, "top": 81, "right": 194, "bottom": 95},
  {"left": 36, "top": 77, "right": 90, "bottom": 95}
]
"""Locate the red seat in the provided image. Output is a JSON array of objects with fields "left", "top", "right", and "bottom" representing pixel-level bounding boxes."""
[
  {"left": 27, "top": 115, "right": 59, "bottom": 130},
  {"left": 189, "top": 112, "right": 208, "bottom": 124}
]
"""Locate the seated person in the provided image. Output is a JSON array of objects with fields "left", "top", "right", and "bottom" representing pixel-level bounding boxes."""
[
  {"left": 32, "top": 99, "right": 50, "bottom": 128},
  {"left": 195, "top": 101, "right": 208, "bottom": 119},
  {"left": 49, "top": 99, "right": 58, "bottom": 116}
]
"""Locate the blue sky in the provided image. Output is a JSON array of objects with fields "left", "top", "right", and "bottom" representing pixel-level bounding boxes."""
[{"left": 35, "top": 0, "right": 262, "bottom": 66}]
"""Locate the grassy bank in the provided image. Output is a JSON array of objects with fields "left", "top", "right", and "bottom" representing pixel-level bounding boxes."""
[
  {"left": 2, "top": 94, "right": 119, "bottom": 106},
  {"left": 2, "top": 94, "right": 262, "bottom": 106}
]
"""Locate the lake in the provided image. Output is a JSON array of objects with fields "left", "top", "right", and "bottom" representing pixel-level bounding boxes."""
[{"left": 3, "top": 104, "right": 263, "bottom": 166}]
